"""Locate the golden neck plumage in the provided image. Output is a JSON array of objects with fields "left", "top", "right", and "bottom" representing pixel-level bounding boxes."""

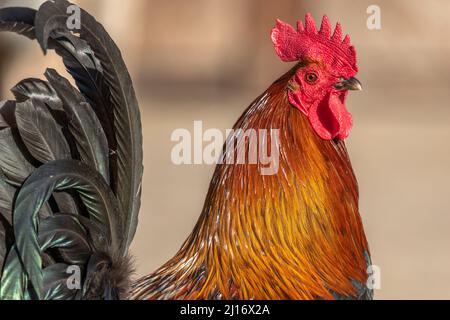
[{"left": 133, "top": 70, "right": 369, "bottom": 300}]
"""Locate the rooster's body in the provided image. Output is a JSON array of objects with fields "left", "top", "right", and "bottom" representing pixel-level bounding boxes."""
[{"left": 0, "top": 1, "right": 372, "bottom": 300}]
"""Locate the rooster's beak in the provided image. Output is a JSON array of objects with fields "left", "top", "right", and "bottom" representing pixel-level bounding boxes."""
[{"left": 334, "top": 77, "right": 363, "bottom": 91}]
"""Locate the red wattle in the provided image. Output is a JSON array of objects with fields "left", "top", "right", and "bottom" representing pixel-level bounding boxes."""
[
  {"left": 328, "top": 93, "right": 353, "bottom": 140},
  {"left": 306, "top": 93, "right": 353, "bottom": 140}
]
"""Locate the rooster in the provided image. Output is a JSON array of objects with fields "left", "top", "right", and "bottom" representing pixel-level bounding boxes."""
[{"left": 0, "top": 0, "right": 372, "bottom": 300}]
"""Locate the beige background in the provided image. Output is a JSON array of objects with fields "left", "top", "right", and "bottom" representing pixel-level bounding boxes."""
[{"left": 1, "top": 0, "right": 450, "bottom": 299}]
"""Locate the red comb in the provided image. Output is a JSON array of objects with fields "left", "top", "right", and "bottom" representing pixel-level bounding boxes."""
[{"left": 271, "top": 14, "right": 358, "bottom": 76}]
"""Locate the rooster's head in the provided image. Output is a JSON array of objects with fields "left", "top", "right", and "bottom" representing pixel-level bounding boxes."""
[{"left": 271, "top": 14, "right": 361, "bottom": 140}]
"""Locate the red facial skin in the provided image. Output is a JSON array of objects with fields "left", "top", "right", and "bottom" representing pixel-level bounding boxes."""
[{"left": 288, "top": 63, "right": 354, "bottom": 140}]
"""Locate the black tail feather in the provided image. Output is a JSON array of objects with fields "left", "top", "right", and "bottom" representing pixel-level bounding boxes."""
[
  {"left": 0, "top": 0, "right": 143, "bottom": 300},
  {"left": 35, "top": 0, "right": 143, "bottom": 246}
]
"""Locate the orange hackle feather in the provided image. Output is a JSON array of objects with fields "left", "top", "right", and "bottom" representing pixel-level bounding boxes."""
[{"left": 130, "top": 68, "right": 370, "bottom": 300}]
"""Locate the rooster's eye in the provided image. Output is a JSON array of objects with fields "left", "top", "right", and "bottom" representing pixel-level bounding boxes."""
[{"left": 305, "top": 72, "right": 318, "bottom": 84}]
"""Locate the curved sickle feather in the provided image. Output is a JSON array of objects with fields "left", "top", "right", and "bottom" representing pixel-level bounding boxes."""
[
  {"left": 12, "top": 160, "right": 123, "bottom": 299},
  {"left": 35, "top": 0, "right": 143, "bottom": 247},
  {"left": 39, "top": 214, "right": 92, "bottom": 265},
  {"left": 0, "top": 7, "right": 36, "bottom": 39}
]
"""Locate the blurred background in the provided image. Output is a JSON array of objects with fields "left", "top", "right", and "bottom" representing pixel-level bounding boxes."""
[{"left": 1, "top": 0, "right": 450, "bottom": 299}]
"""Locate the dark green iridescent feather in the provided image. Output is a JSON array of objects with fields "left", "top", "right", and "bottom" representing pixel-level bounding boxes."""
[
  {"left": 0, "top": 246, "right": 28, "bottom": 300},
  {"left": 39, "top": 214, "right": 92, "bottom": 265},
  {"left": 13, "top": 160, "right": 122, "bottom": 298}
]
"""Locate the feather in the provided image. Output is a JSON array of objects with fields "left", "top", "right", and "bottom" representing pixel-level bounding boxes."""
[
  {"left": 15, "top": 99, "right": 71, "bottom": 164},
  {"left": 0, "top": 221, "right": 10, "bottom": 273},
  {"left": 0, "top": 170, "right": 15, "bottom": 269},
  {"left": 0, "top": 100, "right": 16, "bottom": 128},
  {"left": 0, "top": 114, "right": 7, "bottom": 129},
  {"left": 0, "top": 166, "right": 51, "bottom": 226},
  {"left": 36, "top": 0, "right": 143, "bottom": 247},
  {"left": 67, "top": 213, "right": 105, "bottom": 253},
  {"left": 0, "top": 128, "right": 35, "bottom": 186},
  {"left": 0, "top": 170, "right": 15, "bottom": 226},
  {"left": 39, "top": 214, "right": 92, "bottom": 265},
  {"left": 53, "top": 192, "right": 80, "bottom": 217},
  {"left": 35, "top": 2, "right": 116, "bottom": 182},
  {"left": 50, "top": 34, "right": 116, "bottom": 168},
  {"left": 0, "top": 7, "right": 36, "bottom": 39},
  {"left": 0, "top": 246, "right": 28, "bottom": 300},
  {"left": 43, "top": 263, "right": 76, "bottom": 300},
  {"left": 11, "top": 78, "right": 63, "bottom": 111},
  {"left": 0, "top": 1, "right": 140, "bottom": 301},
  {"left": 12, "top": 160, "right": 122, "bottom": 298},
  {"left": 0, "top": 102, "right": 8, "bottom": 129},
  {"left": 82, "top": 252, "right": 111, "bottom": 298},
  {"left": 82, "top": 252, "right": 134, "bottom": 300},
  {"left": 45, "top": 69, "right": 110, "bottom": 183},
  {"left": 15, "top": 99, "right": 80, "bottom": 215}
]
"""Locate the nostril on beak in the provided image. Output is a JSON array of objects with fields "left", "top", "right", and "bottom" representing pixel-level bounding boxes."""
[{"left": 334, "top": 77, "right": 363, "bottom": 91}]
